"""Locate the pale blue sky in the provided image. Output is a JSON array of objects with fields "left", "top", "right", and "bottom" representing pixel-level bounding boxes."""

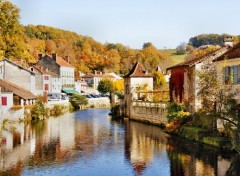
[{"left": 9, "top": 0, "right": 240, "bottom": 49}]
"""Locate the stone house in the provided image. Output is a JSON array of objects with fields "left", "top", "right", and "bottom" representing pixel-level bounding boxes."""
[
  {"left": 123, "top": 62, "right": 153, "bottom": 117},
  {"left": 166, "top": 46, "right": 229, "bottom": 114},
  {"left": 0, "top": 59, "right": 36, "bottom": 93},
  {"left": 36, "top": 54, "right": 75, "bottom": 91},
  {"left": 29, "top": 66, "right": 62, "bottom": 94},
  {"left": 0, "top": 79, "right": 36, "bottom": 121}
]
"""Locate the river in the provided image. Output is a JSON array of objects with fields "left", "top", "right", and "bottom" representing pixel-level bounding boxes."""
[{"left": 0, "top": 109, "right": 236, "bottom": 176}]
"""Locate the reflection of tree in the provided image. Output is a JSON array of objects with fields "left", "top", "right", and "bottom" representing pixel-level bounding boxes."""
[
  {"left": 226, "top": 154, "right": 240, "bottom": 176},
  {"left": 166, "top": 137, "right": 232, "bottom": 176}
]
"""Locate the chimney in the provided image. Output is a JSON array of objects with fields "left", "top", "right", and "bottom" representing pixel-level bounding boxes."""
[
  {"left": 64, "top": 56, "right": 70, "bottom": 63},
  {"left": 52, "top": 53, "right": 57, "bottom": 61},
  {"left": 94, "top": 70, "right": 97, "bottom": 75},
  {"left": 21, "top": 60, "right": 27, "bottom": 68},
  {"left": 38, "top": 54, "right": 43, "bottom": 60}
]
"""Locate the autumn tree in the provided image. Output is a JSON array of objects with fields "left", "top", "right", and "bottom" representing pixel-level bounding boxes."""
[
  {"left": 153, "top": 71, "right": 167, "bottom": 89},
  {"left": 0, "top": 0, "right": 33, "bottom": 61},
  {"left": 140, "top": 44, "right": 163, "bottom": 72}
]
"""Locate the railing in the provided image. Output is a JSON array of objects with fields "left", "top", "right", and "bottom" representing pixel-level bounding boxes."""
[{"left": 132, "top": 101, "right": 167, "bottom": 109}]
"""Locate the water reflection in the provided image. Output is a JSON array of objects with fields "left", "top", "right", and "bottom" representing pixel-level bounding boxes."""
[{"left": 0, "top": 109, "right": 236, "bottom": 176}]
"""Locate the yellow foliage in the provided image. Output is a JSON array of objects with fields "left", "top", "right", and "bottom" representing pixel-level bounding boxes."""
[{"left": 114, "top": 79, "right": 124, "bottom": 92}]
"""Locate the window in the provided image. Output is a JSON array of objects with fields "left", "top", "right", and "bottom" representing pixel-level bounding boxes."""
[
  {"left": 224, "top": 65, "right": 239, "bottom": 84},
  {"left": 2, "top": 97, "right": 7, "bottom": 106},
  {"left": 44, "top": 84, "right": 49, "bottom": 91},
  {"left": 44, "top": 76, "right": 49, "bottom": 80}
]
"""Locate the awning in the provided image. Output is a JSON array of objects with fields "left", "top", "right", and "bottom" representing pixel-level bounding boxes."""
[{"left": 62, "top": 89, "right": 79, "bottom": 94}]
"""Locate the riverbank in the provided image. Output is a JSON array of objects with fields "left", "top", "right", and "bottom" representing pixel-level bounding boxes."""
[{"left": 120, "top": 115, "right": 234, "bottom": 151}]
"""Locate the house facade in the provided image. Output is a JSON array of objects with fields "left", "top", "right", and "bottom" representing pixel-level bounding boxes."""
[
  {"left": 0, "top": 79, "right": 36, "bottom": 121},
  {"left": 75, "top": 79, "right": 88, "bottom": 94},
  {"left": 215, "top": 42, "right": 240, "bottom": 93},
  {"left": 0, "top": 59, "right": 35, "bottom": 93},
  {"left": 36, "top": 54, "right": 75, "bottom": 91},
  {"left": 29, "top": 66, "right": 61, "bottom": 94},
  {"left": 166, "top": 46, "right": 229, "bottom": 114},
  {"left": 123, "top": 62, "right": 153, "bottom": 117}
]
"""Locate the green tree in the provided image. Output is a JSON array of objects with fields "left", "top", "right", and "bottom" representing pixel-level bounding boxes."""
[
  {"left": 197, "top": 59, "right": 239, "bottom": 135},
  {"left": 70, "top": 93, "right": 88, "bottom": 110},
  {"left": 176, "top": 42, "right": 187, "bottom": 55},
  {"left": 97, "top": 78, "right": 115, "bottom": 95}
]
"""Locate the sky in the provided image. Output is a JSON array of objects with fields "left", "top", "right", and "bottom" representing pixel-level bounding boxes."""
[{"left": 9, "top": 0, "right": 240, "bottom": 49}]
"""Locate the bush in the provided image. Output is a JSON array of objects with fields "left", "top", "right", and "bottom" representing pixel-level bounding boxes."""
[
  {"left": 70, "top": 94, "right": 88, "bottom": 110},
  {"left": 31, "top": 100, "right": 46, "bottom": 120},
  {"left": 167, "top": 103, "right": 191, "bottom": 123},
  {"left": 50, "top": 104, "right": 65, "bottom": 116},
  {"left": 193, "top": 110, "right": 214, "bottom": 130}
]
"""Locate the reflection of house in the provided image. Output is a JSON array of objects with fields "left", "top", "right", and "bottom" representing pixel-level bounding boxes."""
[
  {"left": 29, "top": 65, "right": 62, "bottom": 94},
  {"left": 0, "top": 79, "right": 36, "bottom": 120},
  {"left": 36, "top": 54, "right": 75, "bottom": 90},
  {"left": 124, "top": 120, "right": 169, "bottom": 176},
  {"left": 123, "top": 62, "right": 153, "bottom": 117},
  {"left": 0, "top": 59, "right": 36, "bottom": 93},
  {"left": 166, "top": 46, "right": 229, "bottom": 113},
  {"left": 81, "top": 71, "right": 119, "bottom": 90}
]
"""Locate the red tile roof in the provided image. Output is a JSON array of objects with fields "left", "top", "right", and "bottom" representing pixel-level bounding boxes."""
[
  {"left": 56, "top": 56, "right": 74, "bottom": 68},
  {"left": 123, "top": 62, "right": 153, "bottom": 78},
  {"left": 0, "top": 79, "right": 36, "bottom": 100}
]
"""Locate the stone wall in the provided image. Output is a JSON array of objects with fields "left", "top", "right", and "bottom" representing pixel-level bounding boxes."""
[{"left": 130, "top": 101, "right": 168, "bottom": 125}]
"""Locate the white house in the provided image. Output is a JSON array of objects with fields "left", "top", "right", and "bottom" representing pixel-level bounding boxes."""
[
  {"left": 0, "top": 79, "right": 36, "bottom": 121},
  {"left": 75, "top": 79, "right": 88, "bottom": 94},
  {"left": 123, "top": 62, "right": 153, "bottom": 117},
  {"left": 0, "top": 59, "right": 36, "bottom": 93},
  {"left": 29, "top": 66, "right": 62, "bottom": 94}
]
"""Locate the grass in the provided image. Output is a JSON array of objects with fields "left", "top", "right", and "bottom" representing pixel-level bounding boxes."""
[{"left": 159, "top": 49, "right": 189, "bottom": 69}]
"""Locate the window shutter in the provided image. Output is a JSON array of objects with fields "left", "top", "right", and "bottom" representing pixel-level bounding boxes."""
[{"left": 2, "top": 97, "right": 7, "bottom": 106}]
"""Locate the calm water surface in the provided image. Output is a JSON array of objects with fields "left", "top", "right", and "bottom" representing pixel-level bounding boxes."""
[{"left": 0, "top": 109, "right": 236, "bottom": 176}]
